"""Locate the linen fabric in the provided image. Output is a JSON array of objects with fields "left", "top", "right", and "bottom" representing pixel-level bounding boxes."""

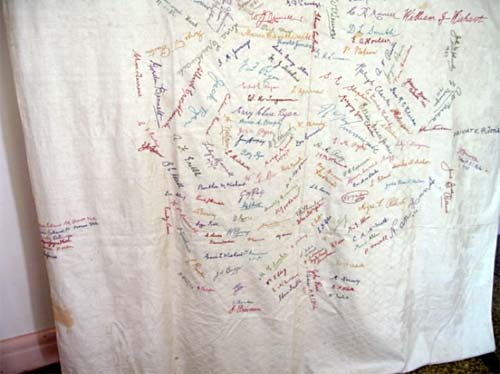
[{"left": 3, "top": 1, "right": 500, "bottom": 373}]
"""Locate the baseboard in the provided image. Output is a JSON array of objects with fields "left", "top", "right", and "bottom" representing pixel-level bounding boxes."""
[{"left": 0, "top": 327, "right": 59, "bottom": 374}]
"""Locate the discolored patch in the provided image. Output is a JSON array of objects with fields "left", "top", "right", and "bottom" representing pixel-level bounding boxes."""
[{"left": 52, "top": 303, "right": 74, "bottom": 328}]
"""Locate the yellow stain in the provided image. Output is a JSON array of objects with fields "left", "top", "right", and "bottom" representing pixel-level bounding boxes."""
[{"left": 53, "top": 304, "right": 74, "bottom": 328}]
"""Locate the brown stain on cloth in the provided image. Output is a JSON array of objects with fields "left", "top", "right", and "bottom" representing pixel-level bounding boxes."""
[{"left": 52, "top": 304, "right": 74, "bottom": 328}]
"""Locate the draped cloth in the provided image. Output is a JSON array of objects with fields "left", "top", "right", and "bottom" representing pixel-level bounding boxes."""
[{"left": 3, "top": 1, "right": 500, "bottom": 373}]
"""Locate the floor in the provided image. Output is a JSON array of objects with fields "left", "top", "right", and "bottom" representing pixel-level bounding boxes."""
[{"left": 25, "top": 238, "right": 500, "bottom": 374}]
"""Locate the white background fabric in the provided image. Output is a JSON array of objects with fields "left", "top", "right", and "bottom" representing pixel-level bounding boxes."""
[{"left": 3, "top": 1, "right": 500, "bottom": 373}]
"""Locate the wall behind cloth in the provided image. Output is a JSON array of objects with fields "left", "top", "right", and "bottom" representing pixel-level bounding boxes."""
[{"left": 0, "top": 5, "right": 54, "bottom": 340}]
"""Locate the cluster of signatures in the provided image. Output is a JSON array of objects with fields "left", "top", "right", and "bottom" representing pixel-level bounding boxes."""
[{"left": 124, "top": 0, "right": 497, "bottom": 317}]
